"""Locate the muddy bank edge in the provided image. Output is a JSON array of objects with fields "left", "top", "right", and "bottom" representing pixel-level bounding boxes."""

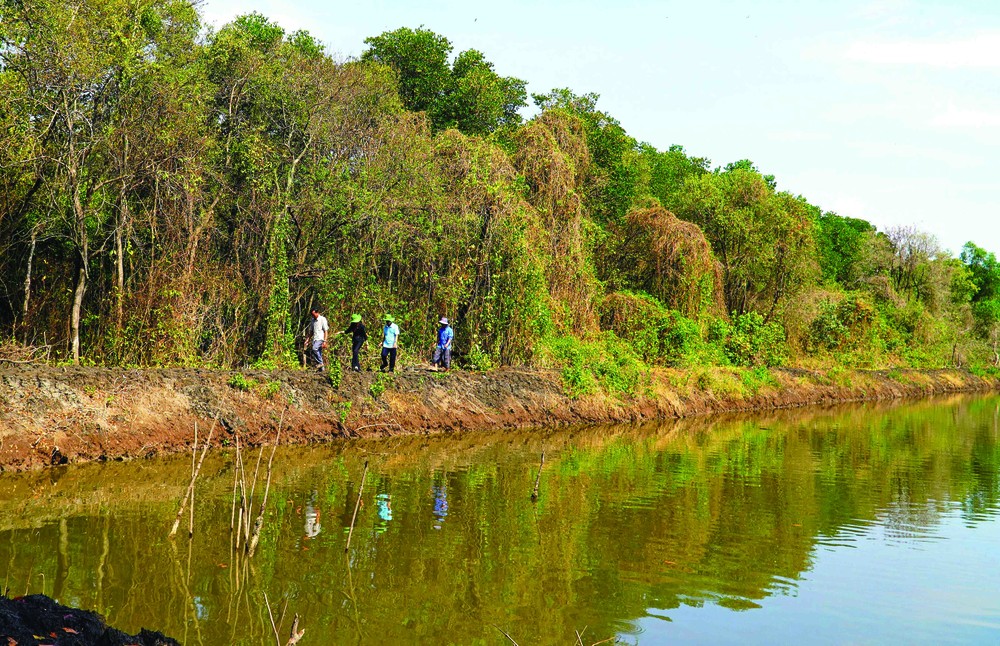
[{"left": 0, "top": 364, "right": 997, "bottom": 471}]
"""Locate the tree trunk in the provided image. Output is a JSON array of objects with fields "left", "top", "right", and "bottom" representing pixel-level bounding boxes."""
[
  {"left": 71, "top": 260, "right": 86, "bottom": 364},
  {"left": 115, "top": 192, "right": 127, "bottom": 331},
  {"left": 22, "top": 228, "right": 36, "bottom": 336}
]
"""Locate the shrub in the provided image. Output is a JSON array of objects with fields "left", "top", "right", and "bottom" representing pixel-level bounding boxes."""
[
  {"left": 465, "top": 343, "right": 496, "bottom": 371},
  {"left": 599, "top": 291, "right": 705, "bottom": 366},
  {"left": 708, "top": 312, "right": 786, "bottom": 366},
  {"left": 370, "top": 372, "right": 394, "bottom": 399},
  {"left": 227, "top": 373, "right": 257, "bottom": 392},
  {"left": 540, "top": 333, "right": 648, "bottom": 398},
  {"left": 741, "top": 366, "right": 778, "bottom": 395}
]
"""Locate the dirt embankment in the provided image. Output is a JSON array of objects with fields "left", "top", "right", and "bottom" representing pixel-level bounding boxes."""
[{"left": 0, "top": 363, "right": 997, "bottom": 472}]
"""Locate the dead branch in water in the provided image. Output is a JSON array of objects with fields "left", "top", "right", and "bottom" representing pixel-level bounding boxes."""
[
  {"left": 169, "top": 418, "right": 217, "bottom": 538},
  {"left": 230, "top": 432, "right": 240, "bottom": 532},
  {"left": 493, "top": 624, "right": 519, "bottom": 645},
  {"left": 531, "top": 452, "right": 545, "bottom": 502},
  {"left": 248, "top": 408, "right": 285, "bottom": 557},
  {"left": 344, "top": 460, "right": 369, "bottom": 553},
  {"left": 264, "top": 592, "right": 281, "bottom": 646},
  {"left": 287, "top": 613, "right": 305, "bottom": 645}
]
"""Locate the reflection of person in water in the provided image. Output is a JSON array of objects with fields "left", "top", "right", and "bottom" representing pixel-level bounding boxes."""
[
  {"left": 374, "top": 493, "right": 392, "bottom": 534},
  {"left": 304, "top": 490, "right": 321, "bottom": 539},
  {"left": 432, "top": 480, "right": 448, "bottom": 530}
]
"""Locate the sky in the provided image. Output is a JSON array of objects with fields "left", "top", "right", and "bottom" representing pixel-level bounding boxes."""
[{"left": 198, "top": 0, "right": 1000, "bottom": 257}]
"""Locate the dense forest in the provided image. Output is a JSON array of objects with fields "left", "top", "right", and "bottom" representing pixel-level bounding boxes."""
[{"left": 2, "top": 0, "right": 1000, "bottom": 387}]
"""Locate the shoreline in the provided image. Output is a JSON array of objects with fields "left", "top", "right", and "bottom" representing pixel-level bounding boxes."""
[{"left": 1, "top": 364, "right": 997, "bottom": 472}]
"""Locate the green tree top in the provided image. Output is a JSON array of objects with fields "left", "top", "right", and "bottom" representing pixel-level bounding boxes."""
[{"left": 362, "top": 26, "right": 525, "bottom": 135}]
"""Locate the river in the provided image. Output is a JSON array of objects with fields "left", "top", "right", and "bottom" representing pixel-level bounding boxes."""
[{"left": 1, "top": 395, "right": 999, "bottom": 644}]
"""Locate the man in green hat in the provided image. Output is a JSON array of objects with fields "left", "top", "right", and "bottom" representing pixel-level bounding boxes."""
[
  {"left": 339, "top": 313, "right": 367, "bottom": 372},
  {"left": 381, "top": 314, "right": 400, "bottom": 372}
]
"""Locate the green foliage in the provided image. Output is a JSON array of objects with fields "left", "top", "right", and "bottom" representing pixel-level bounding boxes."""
[
  {"left": 541, "top": 334, "right": 647, "bottom": 399},
  {"left": 817, "top": 212, "right": 875, "bottom": 285},
  {"left": 261, "top": 380, "right": 281, "bottom": 399},
  {"left": 673, "top": 167, "right": 818, "bottom": 316},
  {"left": 641, "top": 144, "right": 710, "bottom": 211},
  {"left": 327, "top": 359, "right": 342, "bottom": 390},
  {"left": 709, "top": 312, "right": 787, "bottom": 367},
  {"left": 465, "top": 344, "right": 495, "bottom": 372},
  {"left": 600, "top": 291, "right": 707, "bottom": 366},
  {"left": 741, "top": 366, "right": 779, "bottom": 396},
  {"left": 362, "top": 28, "right": 525, "bottom": 134},
  {"left": 228, "top": 373, "right": 257, "bottom": 391},
  {"left": 807, "top": 294, "right": 876, "bottom": 352},
  {"left": 362, "top": 27, "right": 453, "bottom": 115},
  {"left": 370, "top": 372, "right": 394, "bottom": 399},
  {"left": 335, "top": 400, "right": 353, "bottom": 423}
]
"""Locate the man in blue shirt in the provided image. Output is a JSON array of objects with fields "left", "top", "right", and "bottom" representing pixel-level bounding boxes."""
[
  {"left": 381, "top": 314, "right": 400, "bottom": 372},
  {"left": 432, "top": 317, "right": 453, "bottom": 371}
]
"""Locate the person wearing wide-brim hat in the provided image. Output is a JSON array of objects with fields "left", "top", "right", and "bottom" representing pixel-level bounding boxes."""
[
  {"left": 380, "top": 314, "right": 400, "bottom": 372},
  {"left": 432, "top": 316, "right": 453, "bottom": 371},
  {"left": 338, "top": 313, "right": 367, "bottom": 372}
]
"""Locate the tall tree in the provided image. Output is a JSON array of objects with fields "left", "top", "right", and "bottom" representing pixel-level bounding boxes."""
[{"left": 363, "top": 27, "right": 526, "bottom": 134}]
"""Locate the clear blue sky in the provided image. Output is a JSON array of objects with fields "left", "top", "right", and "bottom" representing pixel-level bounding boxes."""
[{"left": 200, "top": 0, "right": 1000, "bottom": 257}]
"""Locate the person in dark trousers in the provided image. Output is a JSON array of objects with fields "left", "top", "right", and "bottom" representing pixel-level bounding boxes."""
[
  {"left": 381, "top": 314, "right": 400, "bottom": 372},
  {"left": 339, "top": 313, "right": 367, "bottom": 372},
  {"left": 432, "top": 317, "right": 453, "bottom": 371}
]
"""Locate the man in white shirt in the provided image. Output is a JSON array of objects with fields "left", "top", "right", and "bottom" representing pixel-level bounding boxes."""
[{"left": 309, "top": 308, "right": 330, "bottom": 371}]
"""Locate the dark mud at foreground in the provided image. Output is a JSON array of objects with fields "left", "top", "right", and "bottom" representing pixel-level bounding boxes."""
[
  {"left": 1, "top": 363, "right": 997, "bottom": 471},
  {"left": 0, "top": 594, "right": 178, "bottom": 644},
  {"left": 1, "top": 395, "right": 999, "bottom": 644}
]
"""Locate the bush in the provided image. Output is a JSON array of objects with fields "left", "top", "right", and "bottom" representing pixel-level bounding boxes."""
[
  {"left": 708, "top": 312, "right": 786, "bottom": 367},
  {"left": 599, "top": 291, "right": 705, "bottom": 366},
  {"left": 227, "top": 373, "right": 257, "bottom": 391},
  {"left": 370, "top": 372, "right": 394, "bottom": 399},
  {"left": 464, "top": 343, "right": 496, "bottom": 371},
  {"left": 807, "top": 294, "right": 876, "bottom": 353},
  {"left": 741, "top": 366, "right": 778, "bottom": 395},
  {"left": 540, "top": 333, "right": 648, "bottom": 398}
]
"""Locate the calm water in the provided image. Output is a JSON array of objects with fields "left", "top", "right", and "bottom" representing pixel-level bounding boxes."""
[{"left": 2, "top": 396, "right": 999, "bottom": 644}]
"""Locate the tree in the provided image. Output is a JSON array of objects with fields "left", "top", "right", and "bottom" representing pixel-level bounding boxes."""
[
  {"left": 0, "top": 0, "right": 193, "bottom": 362},
  {"left": 640, "top": 143, "right": 710, "bottom": 212},
  {"left": 438, "top": 49, "right": 526, "bottom": 135},
  {"left": 531, "top": 88, "right": 643, "bottom": 223},
  {"left": 362, "top": 28, "right": 526, "bottom": 135},
  {"left": 672, "top": 166, "right": 817, "bottom": 319},
  {"left": 816, "top": 212, "right": 875, "bottom": 285},
  {"left": 362, "top": 27, "right": 452, "bottom": 117}
]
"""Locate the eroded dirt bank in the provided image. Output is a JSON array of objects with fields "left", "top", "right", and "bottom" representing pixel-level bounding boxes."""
[{"left": 0, "top": 364, "right": 997, "bottom": 471}]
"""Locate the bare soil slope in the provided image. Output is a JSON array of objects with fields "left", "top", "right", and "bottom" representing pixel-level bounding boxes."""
[{"left": 0, "top": 364, "right": 996, "bottom": 471}]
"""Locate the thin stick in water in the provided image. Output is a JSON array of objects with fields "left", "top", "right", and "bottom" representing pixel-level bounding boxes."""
[
  {"left": 531, "top": 451, "right": 545, "bottom": 502},
  {"left": 494, "top": 624, "right": 519, "bottom": 645},
  {"left": 189, "top": 424, "right": 197, "bottom": 537},
  {"left": 264, "top": 591, "right": 281, "bottom": 646},
  {"left": 344, "top": 460, "right": 369, "bottom": 553},
  {"left": 169, "top": 418, "right": 217, "bottom": 537},
  {"left": 230, "top": 432, "right": 240, "bottom": 532},
  {"left": 248, "top": 409, "right": 285, "bottom": 557}
]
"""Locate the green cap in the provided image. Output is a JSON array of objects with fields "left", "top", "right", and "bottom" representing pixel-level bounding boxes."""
[
  {"left": 383, "top": 314, "right": 394, "bottom": 322},
  {"left": 351, "top": 313, "right": 362, "bottom": 323}
]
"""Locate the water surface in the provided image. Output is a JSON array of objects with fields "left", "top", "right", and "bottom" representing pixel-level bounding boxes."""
[{"left": 2, "top": 395, "right": 999, "bottom": 644}]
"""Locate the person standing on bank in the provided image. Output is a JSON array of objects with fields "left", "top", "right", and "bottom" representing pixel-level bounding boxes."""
[
  {"left": 381, "top": 315, "right": 400, "bottom": 372},
  {"left": 340, "top": 313, "right": 367, "bottom": 372},
  {"left": 309, "top": 308, "right": 330, "bottom": 371},
  {"left": 432, "top": 317, "right": 453, "bottom": 371}
]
